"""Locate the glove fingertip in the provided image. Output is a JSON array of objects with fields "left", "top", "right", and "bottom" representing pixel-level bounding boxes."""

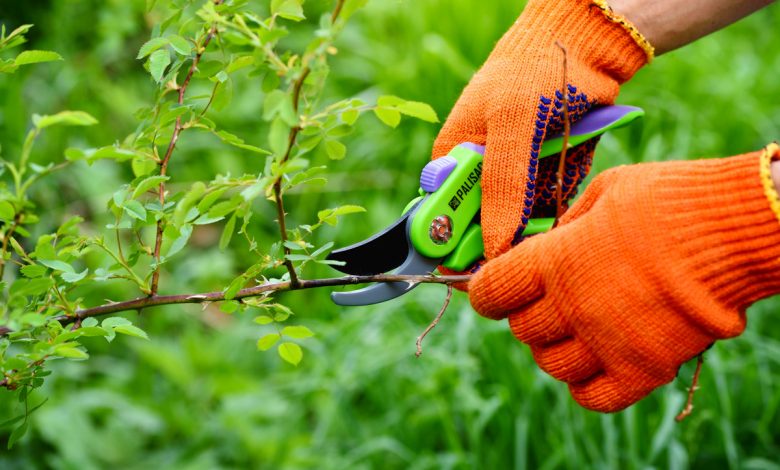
[{"left": 468, "top": 252, "right": 544, "bottom": 320}]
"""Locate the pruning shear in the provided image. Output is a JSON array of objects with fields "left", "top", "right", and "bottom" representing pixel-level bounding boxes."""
[{"left": 327, "top": 105, "right": 644, "bottom": 306}]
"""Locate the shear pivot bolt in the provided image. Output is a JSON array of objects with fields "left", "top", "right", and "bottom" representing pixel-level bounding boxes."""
[{"left": 429, "top": 215, "right": 453, "bottom": 244}]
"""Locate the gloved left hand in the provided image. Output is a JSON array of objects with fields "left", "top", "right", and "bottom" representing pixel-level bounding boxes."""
[{"left": 432, "top": 0, "right": 654, "bottom": 262}]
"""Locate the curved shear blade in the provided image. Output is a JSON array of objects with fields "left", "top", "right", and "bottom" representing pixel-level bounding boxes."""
[
  {"left": 327, "top": 200, "right": 424, "bottom": 276},
  {"left": 330, "top": 246, "right": 441, "bottom": 306}
]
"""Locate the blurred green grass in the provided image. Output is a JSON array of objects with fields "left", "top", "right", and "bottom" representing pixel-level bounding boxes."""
[{"left": 1, "top": 0, "right": 780, "bottom": 468}]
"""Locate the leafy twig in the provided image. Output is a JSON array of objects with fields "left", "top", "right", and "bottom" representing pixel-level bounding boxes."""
[
  {"left": 271, "top": 0, "right": 345, "bottom": 288},
  {"left": 150, "top": 0, "right": 223, "bottom": 296},
  {"left": 415, "top": 284, "right": 453, "bottom": 357}
]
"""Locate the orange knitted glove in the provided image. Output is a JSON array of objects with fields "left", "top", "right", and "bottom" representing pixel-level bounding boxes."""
[
  {"left": 432, "top": 0, "right": 653, "bottom": 261},
  {"left": 469, "top": 145, "right": 780, "bottom": 412}
]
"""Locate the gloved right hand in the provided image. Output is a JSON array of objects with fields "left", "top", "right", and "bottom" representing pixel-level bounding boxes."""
[{"left": 468, "top": 145, "right": 780, "bottom": 412}]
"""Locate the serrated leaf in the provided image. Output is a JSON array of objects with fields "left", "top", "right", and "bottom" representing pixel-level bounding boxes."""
[
  {"left": 226, "top": 55, "right": 254, "bottom": 73},
  {"left": 114, "top": 324, "right": 149, "bottom": 340},
  {"left": 377, "top": 95, "right": 405, "bottom": 107},
  {"left": 342, "top": 109, "right": 359, "bottom": 125},
  {"left": 20, "top": 264, "right": 46, "bottom": 278},
  {"left": 219, "top": 215, "right": 236, "bottom": 250},
  {"left": 278, "top": 342, "right": 302, "bottom": 365},
  {"left": 0, "top": 200, "right": 15, "bottom": 221},
  {"left": 122, "top": 200, "right": 147, "bottom": 221},
  {"left": 14, "top": 50, "right": 63, "bottom": 66},
  {"left": 168, "top": 35, "right": 191, "bottom": 55},
  {"left": 271, "top": 0, "right": 305, "bottom": 21},
  {"left": 61, "top": 268, "right": 88, "bottom": 283},
  {"left": 33, "top": 111, "right": 98, "bottom": 129},
  {"left": 7, "top": 421, "right": 28, "bottom": 449},
  {"left": 257, "top": 333, "right": 280, "bottom": 351},
  {"left": 282, "top": 325, "right": 314, "bottom": 339},
  {"left": 224, "top": 275, "right": 246, "bottom": 300},
  {"left": 132, "top": 175, "right": 168, "bottom": 199},
  {"left": 268, "top": 118, "right": 289, "bottom": 155},
  {"left": 397, "top": 101, "right": 439, "bottom": 122},
  {"left": 374, "top": 108, "right": 401, "bottom": 128},
  {"left": 254, "top": 315, "right": 273, "bottom": 325},
  {"left": 38, "top": 259, "right": 75, "bottom": 274},
  {"left": 324, "top": 140, "right": 346, "bottom": 160},
  {"left": 149, "top": 49, "right": 171, "bottom": 82},
  {"left": 137, "top": 37, "right": 168, "bottom": 59},
  {"left": 54, "top": 344, "right": 88, "bottom": 359},
  {"left": 132, "top": 156, "right": 158, "bottom": 177},
  {"left": 76, "top": 326, "right": 108, "bottom": 337},
  {"left": 11, "top": 277, "right": 53, "bottom": 297}
]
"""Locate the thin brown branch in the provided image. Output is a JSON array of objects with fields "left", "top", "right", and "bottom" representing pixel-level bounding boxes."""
[
  {"left": 415, "top": 284, "right": 453, "bottom": 357},
  {"left": 32, "top": 274, "right": 471, "bottom": 328},
  {"left": 553, "top": 41, "right": 570, "bottom": 228},
  {"left": 676, "top": 353, "right": 705, "bottom": 422},
  {"left": 331, "top": 0, "right": 346, "bottom": 23},
  {"left": 150, "top": 6, "right": 221, "bottom": 295},
  {"left": 271, "top": 0, "right": 345, "bottom": 288}
]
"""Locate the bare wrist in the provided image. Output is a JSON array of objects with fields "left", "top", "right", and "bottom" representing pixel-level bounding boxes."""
[{"left": 772, "top": 161, "right": 780, "bottom": 194}]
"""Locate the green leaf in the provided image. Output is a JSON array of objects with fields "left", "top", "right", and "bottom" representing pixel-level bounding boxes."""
[
  {"left": 0, "top": 200, "right": 15, "bottom": 221},
  {"left": 257, "top": 333, "right": 280, "bottom": 351},
  {"left": 342, "top": 109, "right": 359, "bottom": 125},
  {"left": 132, "top": 156, "right": 158, "bottom": 177},
  {"left": 271, "top": 0, "right": 305, "bottom": 21},
  {"left": 397, "top": 101, "right": 439, "bottom": 122},
  {"left": 77, "top": 326, "right": 108, "bottom": 337},
  {"left": 122, "top": 200, "right": 147, "bottom": 221},
  {"left": 278, "top": 342, "right": 303, "bottom": 365},
  {"left": 20, "top": 265, "right": 47, "bottom": 278},
  {"left": 14, "top": 50, "right": 63, "bottom": 66},
  {"left": 54, "top": 344, "right": 89, "bottom": 359},
  {"left": 38, "top": 259, "right": 75, "bottom": 274},
  {"left": 226, "top": 55, "right": 254, "bottom": 73},
  {"left": 7, "top": 421, "right": 28, "bottom": 449},
  {"left": 374, "top": 108, "right": 401, "bottom": 128},
  {"left": 268, "top": 118, "right": 289, "bottom": 155},
  {"left": 61, "top": 268, "right": 88, "bottom": 283},
  {"left": 132, "top": 175, "right": 168, "bottom": 199},
  {"left": 324, "top": 140, "right": 346, "bottom": 160},
  {"left": 168, "top": 35, "right": 191, "bottom": 55},
  {"left": 220, "top": 301, "right": 239, "bottom": 314},
  {"left": 282, "top": 325, "right": 314, "bottom": 339},
  {"left": 254, "top": 315, "right": 273, "bottom": 325},
  {"left": 11, "top": 277, "right": 53, "bottom": 297},
  {"left": 137, "top": 37, "right": 169, "bottom": 59},
  {"left": 224, "top": 275, "right": 246, "bottom": 300},
  {"left": 33, "top": 111, "right": 98, "bottom": 129},
  {"left": 219, "top": 215, "right": 236, "bottom": 251},
  {"left": 149, "top": 49, "right": 171, "bottom": 82},
  {"left": 114, "top": 324, "right": 149, "bottom": 340}
]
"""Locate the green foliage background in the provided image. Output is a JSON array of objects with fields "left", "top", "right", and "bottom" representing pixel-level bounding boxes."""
[{"left": 1, "top": 0, "right": 780, "bottom": 468}]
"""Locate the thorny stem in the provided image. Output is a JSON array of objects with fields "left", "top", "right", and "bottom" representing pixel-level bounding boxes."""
[
  {"left": 272, "top": 0, "right": 345, "bottom": 289},
  {"left": 150, "top": 0, "right": 223, "bottom": 296},
  {"left": 415, "top": 284, "right": 453, "bottom": 357},
  {"left": 31, "top": 274, "right": 472, "bottom": 328},
  {"left": 553, "top": 41, "right": 570, "bottom": 227},
  {"left": 676, "top": 353, "right": 705, "bottom": 422}
]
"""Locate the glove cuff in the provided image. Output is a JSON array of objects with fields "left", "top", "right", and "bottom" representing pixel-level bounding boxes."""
[
  {"left": 654, "top": 146, "right": 780, "bottom": 327},
  {"left": 505, "top": 0, "right": 653, "bottom": 83}
]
